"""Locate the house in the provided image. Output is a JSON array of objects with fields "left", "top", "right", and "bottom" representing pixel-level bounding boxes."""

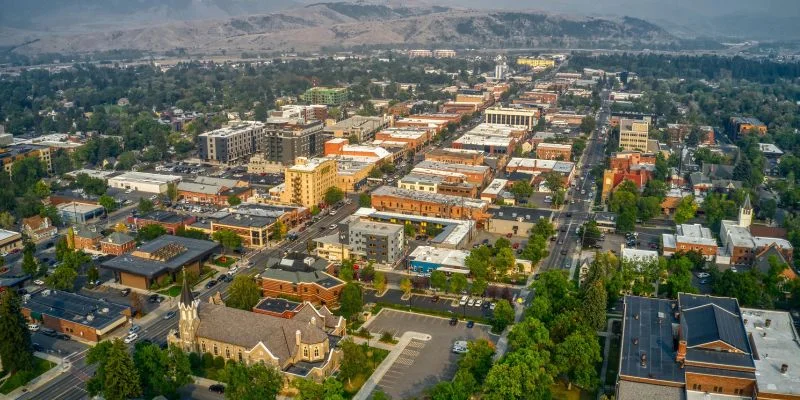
[
  {"left": 22, "top": 289, "right": 130, "bottom": 342},
  {"left": 168, "top": 278, "right": 344, "bottom": 383},
  {"left": 260, "top": 255, "right": 345, "bottom": 306},
  {"left": 100, "top": 232, "right": 136, "bottom": 256},
  {"left": 101, "top": 235, "right": 220, "bottom": 290},
  {"left": 70, "top": 226, "right": 103, "bottom": 252},
  {"left": 21, "top": 216, "right": 57, "bottom": 242}
]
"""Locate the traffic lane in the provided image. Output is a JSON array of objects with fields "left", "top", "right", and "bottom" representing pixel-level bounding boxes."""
[
  {"left": 179, "top": 383, "right": 224, "bottom": 400},
  {"left": 30, "top": 331, "right": 89, "bottom": 356}
]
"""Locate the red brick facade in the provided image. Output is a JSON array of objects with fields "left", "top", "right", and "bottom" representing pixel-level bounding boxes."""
[{"left": 260, "top": 278, "right": 344, "bottom": 307}]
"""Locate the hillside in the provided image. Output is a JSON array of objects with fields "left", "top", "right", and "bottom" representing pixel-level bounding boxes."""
[{"left": 4, "top": 2, "right": 680, "bottom": 56}]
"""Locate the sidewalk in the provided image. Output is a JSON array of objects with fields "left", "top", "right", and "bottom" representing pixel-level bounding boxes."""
[
  {"left": 351, "top": 331, "right": 432, "bottom": 400},
  {"left": 1, "top": 352, "right": 68, "bottom": 400}
]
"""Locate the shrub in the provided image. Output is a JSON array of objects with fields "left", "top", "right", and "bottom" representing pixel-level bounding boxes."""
[
  {"left": 202, "top": 352, "right": 214, "bottom": 369},
  {"left": 380, "top": 332, "right": 394, "bottom": 343},
  {"left": 214, "top": 356, "right": 225, "bottom": 370},
  {"left": 357, "top": 327, "right": 373, "bottom": 338},
  {"left": 189, "top": 352, "right": 203, "bottom": 375}
]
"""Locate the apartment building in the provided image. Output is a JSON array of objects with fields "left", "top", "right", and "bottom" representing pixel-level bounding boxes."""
[
  {"left": 662, "top": 224, "right": 718, "bottom": 259},
  {"left": 413, "top": 160, "right": 492, "bottom": 187},
  {"left": 280, "top": 157, "right": 337, "bottom": 208},
  {"left": 323, "top": 116, "right": 389, "bottom": 142},
  {"left": 618, "top": 118, "right": 651, "bottom": 151},
  {"left": 256, "top": 120, "right": 325, "bottom": 166},
  {"left": 341, "top": 218, "right": 405, "bottom": 265},
  {"left": 535, "top": 143, "right": 572, "bottom": 160},
  {"left": 601, "top": 152, "right": 655, "bottom": 201},
  {"left": 374, "top": 128, "right": 430, "bottom": 152},
  {"left": 211, "top": 213, "right": 275, "bottom": 248},
  {"left": 300, "top": 87, "right": 348, "bottom": 106},
  {"left": 0, "top": 144, "right": 52, "bottom": 174},
  {"left": 433, "top": 49, "right": 456, "bottom": 58},
  {"left": 198, "top": 121, "right": 265, "bottom": 164},
  {"left": 729, "top": 117, "right": 767, "bottom": 137},
  {"left": 516, "top": 58, "right": 555, "bottom": 68},
  {"left": 666, "top": 124, "right": 715, "bottom": 145},
  {"left": 484, "top": 107, "right": 538, "bottom": 130},
  {"left": 370, "top": 186, "right": 491, "bottom": 225},
  {"left": 408, "top": 49, "right": 433, "bottom": 58}
]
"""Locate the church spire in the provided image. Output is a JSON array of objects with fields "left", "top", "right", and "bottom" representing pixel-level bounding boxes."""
[
  {"left": 179, "top": 268, "right": 194, "bottom": 307},
  {"left": 742, "top": 193, "right": 752, "bottom": 210}
]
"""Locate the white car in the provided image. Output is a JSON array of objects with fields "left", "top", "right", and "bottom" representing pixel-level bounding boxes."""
[
  {"left": 489, "top": 302, "right": 497, "bottom": 311},
  {"left": 228, "top": 266, "right": 239, "bottom": 275},
  {"left": 474, "top": 299, "right": 483, "bottom": 307},
  {"left": 27, "top": 323, "right": 40, "bottom": 332},
  {"left": 330, "top": 210, "right": 337, "bottom": 216},
  {"left": 459, "top": 295, "right": 468, "bottom": 306},
  {"left": 329, "top": 224, "right": 337, "bottom": 230},
  {"left": 467, "top": 298, "right": 476, "bottom": 307},
  {"left": 124, "top": 333, "right": 139, "bottom": 344},
  {"left": 33, "top": 279, "right": 45, "bottom": 285},
  {"left": 696, "top": 272, "right": 710, "bottom": 279}
]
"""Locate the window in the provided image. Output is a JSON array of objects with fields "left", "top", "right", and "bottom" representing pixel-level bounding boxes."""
[
  {"left": 201, "top": 342, "right": 206, "bottom": 352},
  {"left": 213, "top": 344, "right": 218, "bottom": 355},
  {"left": 238, "top": 351, "right": 243, "bottom": 362},
  {"left": 303, "top": 347, "right": 309, "bottom": 358},
  {"left": 226, "top": 348, "right": 231, "bottom": 358},
  {"left": 314, "top": 347, "right": 320, "bottom": 358}
]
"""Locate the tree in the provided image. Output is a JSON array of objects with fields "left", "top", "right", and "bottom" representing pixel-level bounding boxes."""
[
  {"left": 339, "top": 283, "right": 363, "bottom": 320},
  {"left": 339, "top": 339, "right": 368, "bottom": 386},
  {"left": 212, "top": 229, "right": 243, "bottom": 253},
  {"left": 459, "top": 339, "right": 495, "bottom": 384},
  {"left": 471, "top": 278, "right": 488, "bottom": 296},
  {"left": 581, "top": 280, "right": 608, "bottom": 331},
  {"left": 0, "top": 211, "right": 14, "bottom": 229},
  {"left": 22, "top": 241, "right": 38, "bottom": 276},
  {"left": 399, "top": 277, "right": 413, "bottom": 297},
  {"left": 96, "top": 339, "right": 142, "bottom": 400},
  {"left": 338, "top": 259, "right": 355, "bottom": 282},
  {"left": 133, "top": 342, "right": 192, "bottom": 400},
  {"left": 373, "top": 271, "right": 387, "bottom": 294},
  {"left": 56, "top": 236, "right": 70, "bottom": 260},
  {"left": 227, "top": 195, "right": 242, "bottom": 206},
  {"left": 359, "top": 193, "right": 371, "bottom": 207},
  {"left": 0, "top": 290, "right": 34, "bottom": 374},
  {"left": 553, "top": 330, "right": 602, "bottom": 390},
  {"left": 492, "top": 299, "right": 514, "bottom": 333},
  {"left": 11, "top": 157, "right": 47, "bottom": 196},
  {"left": 483, "top": 348, "right": 553, "bottom": 400},
  {"left": 577, "top": 220, "right": 602, "bottom": 246},
  {"left": 46, "top": 265, "right": 77, "bottom": 291},
  {"left": 98, "top": 194, "right": 118, "bottom": 213},
  {"left": 674, "top": 196, "right": 697, "bottom": 224},
  {"left": 87, "top": 265, "right": 100, "bottom": 285},
  {"left": 579, "top": 115, "right": 597, "bottom": 135},
  {"left": 220, "top": 361, "right": 281, "bottom": 400},
  {"left": 404, "top": 222, "right": 416, "bottom": 238},
  {"left": 138, "top": 198, "right": 154, "bottom": 214},
  {"left": 270, "top": 220, "right": 287, "bottom": 241},
  {"left": 324, "top": 186, "right": 344, "bottom": 206},
  {"left": 430, "top": 270, "right": 448, "bottom": 292},
  {"left": 450, "top": 273, "right": 468, "bottom": 294},
  {"left": 226, "top": 275, "right": 261, "bottom": 311},
  {"left": 137, "top": 224, "right": 167, "bottom": 241},
  {"left": 510, "top": 181, "right": 533, "bottom": 199},
  {"left": 253, "top": 102, "right": 268, "bottom": 122},
  {"left": 294, "top": 377, "right": 346, "bottom": 400},
  {"left": 166, "top": 183, "right": 178, "bottom": 203},
  {"left": 176, "top": 226, "right": 208, "bottom": 240},
  {"left": 52, "top": 149, "right": 75, "bottom": 175},
  {"left": 32, "top": 180, "right": 50, "bottom": 199},
  {"left": 637, "top": 196, "right": 662, "bottom": 223}
]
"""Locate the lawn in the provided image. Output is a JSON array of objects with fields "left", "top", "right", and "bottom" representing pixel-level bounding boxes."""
[
  {"left": 0, "top": 358, "right": 55, "bottom": 394},
  {"left": 212, "top": 256, "right": 238, "bottom": 268},
  {"left": 158, "top": 285, "right": 182, "bottom": 297},
  {"left": 342, "top": 347, "right": 389, "bottom": 398}
]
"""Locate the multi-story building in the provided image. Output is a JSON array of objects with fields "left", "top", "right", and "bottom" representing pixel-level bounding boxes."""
[
  {"left": 425, "top": 148, "right": 485, "bottom": 166},
  {"left": 413, "top": 160, "right": 492, "bottom": 188},
  {"left": 260, "top": 255, "right": 344, "bottom": 306},
  {"left": 0, "top": 144, "right": 52, "bottom": 174},
  {"left": 518, "top": 90, "right": 558, "bottom": 106},
  {"left": 255, "top": 120, "right": 325, "bottom": 166},
  {"left": 300, "top": 87, "right": 348, "bottom": 106},
  {"left": 374, "top": 128, "right": 430, "bottom": 153},
  {"left": 618, "top": 118, "right": 651, "bottom": 151},
  {"left": 269, "top": 105, "right": 328, "bottom": 122},
  {"left": 21, "top": 216, "right": 57, "bottom": 242},
  {"left": 535, "top": 143, "right": 572, "bottom": 160},
  {"left": 334, "top": 158, "right": 374, "bottom": 193},
  {"left": 662, "top": 224, "right": 718, "bottom": 259},
  {"left": 99, "top": 232, "right": 136, "bottom": 256},
  {"left": 480, "top": 179, "right": 509, "bottom": 203},
  {"left": 197, "top": 121, "right": 265, "bottom": 164},
  {"left": 70, "top": 226, "right": 102, "bottom": 252},
  {"left": 398, "top": 174, "right": 478, "bottom": 198},
  {"left": 128, "top": 210, "right": 196, "bottom": 235},
  {"left": 168, "top": 277, "right": 344, "bottom": 382},
  {"left": 370, "top": 186, "right": 491, "bottom": 226},
  {"left": 178, "top": 177, "right": 252, "bottom": 206},
  {"left": 516, "top": 58, "right": 555, "bottom": 68},
  {"left": 280, "top": 157, "right": 338, "bottom": 208},
  {"left": 22, "top": 290, "right": 130, "bottom": 343},
  {"left": 484, "top": 107, "right": 538, "bottom": 130},
  {"left": 323, "top": 116, "right": 389, "bottom": 142},
  {"left": 729, "top": 116, "right": 767, "bottom": 137},
  {"left": 408, "top": 49, "right": 433, "bottom": 58},
  {"left": 666, "top": 124, "right": 715, "bottom": 145},
  {"left": 210, "top": 213, "right": 274, "bottom": 248},
  {"left": 720, "top": 196, "right": 793, "bottom": 265},
  {"left": 341, "top": 218, "right": 405, "bottom": 265},
  {"left": 504, "top": 158, "right": 575, "bottom": 185},
  {"left": 451, "top": 133, "right": 516, "bottom": 155},
  {"left": 0, "top": 229, "right": 23, "bottom": 254},
  {"left": 355, "top": 208, "right": 475, "bottom": 249},
  {"left": 433, "top": 49, "right": 456, "bottom": 58},
  {"left": 601, "top": 152, "right": 655, "bottom": 201},
  {"left": 323, "top": 139, "right": 393, "bottom": 163}
]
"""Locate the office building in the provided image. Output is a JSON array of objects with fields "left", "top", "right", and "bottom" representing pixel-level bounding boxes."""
[
  {"left": 413, "top": 160, "right": 492, "bottom": 187},
  {"left": 128, "top": 210, "right": 196, "bottom": 235},
  {"left": 370, "top": 186, "right": 490, "bottom": 225},
  {"left": 323, "top": 116, "right": 389, "bottom": 142},
  {"left": 107, "top": 171, "right": 182, "bottom": 194},
  {"left": 256, "top": 120, "right": 325, "bottom": 166},
  {"left": 354, "top": 208, "right": 474, "bottom": 249},
  {"left": 433, "top": 49, "right": 456, "bottom": 58},
  {"left": 516, "top": 58, "right": 555, "bottom": 68},
  {"left": 484, "top": 107, "right": 538, "bottom": 130},
  {"left": 210, "top": 213, "right": 275, "bottom": 248},
  {"left": 408, "top": 49, "right": 433, "bottom": 58},
  {"left": 425, "top": 148, "right": 485, "bottom": 166},
  {"left": 618, "top": 118, "right": 651, "bottom": 151},
  {"left": 342, "top": 218, "right": 405, "bottom": 265},
  {"left": 281, "top": 157, "right": 337, "bottom": 208},
  {"left": 662, "top": 224, "right": 718, "bottom": 260},
  {"left": 22, "top": 289, "right": 130, "bottom": 342},
  {"left": 177, "top": 177, "right": 252, "bottom": 206},
  {"left": 535, "top": 143, "right": 572, "bottom": 160},
  {"left": 300, "top": 87, "right": 348, "bottom": 106},
  {"left": 0, "top": 229, "right": 23, "bottom": 254},
  {"left": 57, "top": 202, "right": 105, "bottom": 224},
  {"left": 198, "top": 121, "right": 266, "bottom": 164}
]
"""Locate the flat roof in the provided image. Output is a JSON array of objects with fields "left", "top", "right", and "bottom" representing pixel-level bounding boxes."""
[
  {"left": 372, "top": 185, "right": 488, "bottom": 209},
  {"left": 356, "top": 208, "right": 474, "bottom": 247},
  {"left": 348, "top": 219, "right": 404, "bottom": 236},
  {"left": 214, "top": 213, "right": 275, "bottom": 229},
  {"left": 109, "top": 171, "right": 181, "bottom": 185},
  {"left": 287, "top": 157, "right": 333, "bottom": 173},
  {"left": 741, "top": 308, "right": 800, "bottom": 396},
  {"left": 408, "top": 246, "right": 469, "bottom": 268},
  {"left": 415, "top": 160, "right": 489, "bottom": 174},
  {"left": 101, "top": 235, "right": 220, "bottom": 279},
  {"left": 136, "top": 210, "right": 188, "bottom": 224},
  {"left": 488, "top": 206, "right": 552, "bottom": 222},
  {"left": 66, "top": 169, "right": 117, "bottom": 180},
  {"left": 198, "top": 121, "right": 264, "bottom": 138},
  {"left": 537, "top": 142, "right": 572, "bottom": 150},
  {"left": 722, "top": 220, "right": 755, "bottom": 247},
  {"left": 254, "top": 297, "right": 303, "bottom": 314},
  {"left": 0, "top": 229, "right": 21, "bottom": 241},
  {"left": 453, "top": 134, "right": 513, "bottom": 147},
  {"left": 56, "top": 202, "right": 103, "bottom": 214},
  {"left": 622, "top": 248, "right": 659, "bottom": 264},
  {"left": 23, "top": 289, "right": 129, "bottom": 330},
  {"left": 482, "top": 179, "right": 508, "bottom": 196},
  {"left": 620, "top": 296, "right": 684, "bottom": 383}
]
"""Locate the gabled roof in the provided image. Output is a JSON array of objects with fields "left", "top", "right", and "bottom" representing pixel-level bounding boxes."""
[{"left": 678, "top": 294, "right": 750, "bottom": 354}]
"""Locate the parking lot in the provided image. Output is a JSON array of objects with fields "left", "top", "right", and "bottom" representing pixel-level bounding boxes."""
[
  {"left": 365, "top": 309, "right": 496, "bottom": 400},
  {"left": 365, "top": 288, "right": 508, "bottom": 320}
]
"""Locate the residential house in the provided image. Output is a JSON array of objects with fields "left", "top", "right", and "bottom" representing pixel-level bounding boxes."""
[{"left": 21, "top": 216, "right": 57, "bottom": 242}]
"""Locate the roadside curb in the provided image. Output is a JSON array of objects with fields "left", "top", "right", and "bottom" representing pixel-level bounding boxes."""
[{"left": 351, "top": 331, "right": 432, "bottom": 400}]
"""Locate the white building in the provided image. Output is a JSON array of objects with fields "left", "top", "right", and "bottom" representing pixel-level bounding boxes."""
[{"left": 107, "top": 172, "right": 182, "bottom": 194}]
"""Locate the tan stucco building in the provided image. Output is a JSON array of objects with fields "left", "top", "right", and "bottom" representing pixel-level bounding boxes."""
[{"left": 281, "top": 157, "right": 338, "bottom": 208}]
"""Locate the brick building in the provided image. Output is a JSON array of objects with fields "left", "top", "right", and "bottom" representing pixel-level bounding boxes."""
[
  {"left": 260, "top": 255, "right": 345, "bottom": 306},
  {"left": 177, "top": 177, "right": 253, "bottom": 206},
  {"left": 23, "top": 289, "right": 130, "bottom": 343},
  {"left": 662, "top": 224, "right": 718, "bottom": 260},
  {"left": 128, "top": 211, "right": 197, "bottom": 235},
  {"left": 425, "top": 148, "right": 485, "bottom": 166},
  {"left": 535, "top": 143, "right": 572, "bottom": 160},
  {"left": 370, "top": 185, "right": 491, "bottom": 226},
  {"left": 70, "top": 226, "right": 102, "bottom": 252},
  {"left": 100, "top": 232, "right": 136, "bottom": 256}
]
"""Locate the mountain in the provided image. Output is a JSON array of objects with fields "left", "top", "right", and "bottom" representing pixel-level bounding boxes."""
[{"left": 2, "top": 2, "right": 681, "bottom": 56}]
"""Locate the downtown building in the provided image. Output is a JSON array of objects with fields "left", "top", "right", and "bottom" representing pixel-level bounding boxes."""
[{"left": 198, "top": 121, "right": 265, "bottom": 164}]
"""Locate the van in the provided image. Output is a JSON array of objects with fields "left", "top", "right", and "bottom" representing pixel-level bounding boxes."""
[{"left": 459, "top": 296, "right": 468, "bottom": 306}]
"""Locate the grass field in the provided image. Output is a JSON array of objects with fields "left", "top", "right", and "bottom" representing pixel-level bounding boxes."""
[
  {"left": 0, "top": 358, "right": 55, "bottom": 394},
  {"left": 158, "top": 285, "right": 182, "bottom": 297}
]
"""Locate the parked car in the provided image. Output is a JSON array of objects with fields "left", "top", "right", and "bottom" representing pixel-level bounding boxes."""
[
  {"left": 489, "top": 302, "right": 497, "bottom": 311},
  {"left": 41, "top": 328, "right": 58, "bottom": 337},
  {"left": 27, "top": 323, "right": 40, "bottom": 332},
  {"left": 228, "top": 266, "right": 239, "bottom": 275},
  {"left": 33, "top": 279, "right": 45, "bottom": 286},
  {"left": 696, "top": 272, "right": 710, "bottom": 279},
  {"left": 205, "top": 279, "right": 217, "bottom": 289},
  {"left": 209, "top": 384, "right": 225, "bottom": 394},
  {"left": 466, "top": 321, "right": 475, "bottom": 329},
  {"left": 467, "top": 298, "right": 476, "bottom": 307},
  {"left": 58, "top": 334, "right": 70, "bottom": 341},
  {"left": 120, "top": 288, "right": 131, "bottom": 297},
  {"left": 474, "top": 299, "right": 483, "bottom": 308},
  {"left": 128, "top": 325, "right": 141, "bottom": 335},
  {"left": 431, "top": 295, "right": 440, "bottom": 303},
  {"left": 449, "top": 317, "right": 458, "bottom": 326},
  {"left": 459, "top": 295, "right": 468, "bottom": 306}
]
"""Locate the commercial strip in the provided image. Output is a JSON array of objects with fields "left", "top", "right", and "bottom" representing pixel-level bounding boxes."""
[
  {"left": 22, "top": 289, "right": 131, "bottom": 343},
  {"left": 107, "top": 171, "right": 182, "bottom": 194},
  {"left": 353, "top": 208, "right": 475, "bottom": 249},
  {"left": 370, "top": 186, "right": 491, "bottom": 226}
]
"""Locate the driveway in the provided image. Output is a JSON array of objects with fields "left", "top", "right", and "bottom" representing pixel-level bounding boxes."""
[{"left": 364, "top": 309, "right": 496, "bottom": 400}]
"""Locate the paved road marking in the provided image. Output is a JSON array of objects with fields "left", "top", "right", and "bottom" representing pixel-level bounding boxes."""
[
  {"left": 407, "top": 341, "right": 425, "bottom": 349},
  {"left": 401, "top": 349, "right": 420, "bottom": 357},
  {"left": 395, "top": 357, "right": 414, "bottom": 366}
]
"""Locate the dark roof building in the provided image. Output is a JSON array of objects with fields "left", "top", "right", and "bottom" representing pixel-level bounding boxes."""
[
  {"left": 22, "top": 289, "right": 131, "bottom": 342},
  {"left": 260, "top": 255, "right": 345, "bottom": 306}
]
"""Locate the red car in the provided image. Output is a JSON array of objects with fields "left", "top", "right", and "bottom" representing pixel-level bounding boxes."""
[
  {"left": 512, "top": 243, "right": 520, "bottom": 249},
  {"left": 506, "top": 233, "right": 513, "bottom": 238}
]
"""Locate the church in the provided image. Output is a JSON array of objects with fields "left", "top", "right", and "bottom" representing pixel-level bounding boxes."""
[
  {"left": 719, "top": 194, "right": 794, "bottom": 267},
  {"left": 167, "top": 274, "right": 345, "bottom": 381}
]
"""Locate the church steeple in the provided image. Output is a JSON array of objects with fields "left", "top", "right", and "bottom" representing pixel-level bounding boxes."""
[
  {"left": 739, "top": 193, "right": 753, "bottom": 228},
  {"left": 177, "top": 269, "right": 200, "bottom": 351},
  {"left": 179, "top": 269, "right": 195, "bottom": 307}
]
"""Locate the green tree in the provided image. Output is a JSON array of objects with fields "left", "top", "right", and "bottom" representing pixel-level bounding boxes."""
[
  {"left": 577, "top": 220, "right": 602, "bottom": 246},
  {"left": 428, "top": 369, "right": 477, "bottom": 400},
  {"left": 166, "top": 182, "right": 178, "bottom": 203},
  {"left": 32, "top": 180, "right": 51, "bottom": 199},
  {"left": 581, "top": 280, "right": 607, "bottom": 331},
  {"left": 294, "top": 377, "right": 346, "bottom": 400},
  {"left": 212, "top": 229, "right": 243, "bottom": 253},
  {"left": 52, "top": 149, "right": 75, "bottom": 175},
  {"left": 220, "top": 361, "right": 281, "bottom": 400},
  {"left": 373, "top": 271, "right": 387, "bottom": 293},
  {"left": 339, "top": 282, "right": 363, "bottom": 320},
  {"left": 227, "top": 195, "right": 242, "bottom": 206},
  {"left": 637, "top": 196, "right": 662, "bottom": 223},
  {"left": 133, "top": 342, "right": 192, "bottom": 399},
  {"left": 138, "top": 197, "right": 154, "bottom": 214},
  {"left": 339, "top": 339, "right": 368, "bottom": 386},
  {"left": 510, "top": 181, "right": 533, "bottom": 199},
  {"left": 0, "top": 290, "right": 34, "bottom": 374},
  {"left": 55, "top": 236, "right": 70, "bottom": 261},
  {"left": 137, "top": 224, "right": 167, "bottom": 241},
  {"left": 483, "top": 348, "right": 553, "bottom": 400},
  {"left": 324, "top": 186, "right": 344, "bottom": 206},
  {"left": 0, "top": 211, "right": 14, "bottom": 229},
  {"left": 399, "top": 277, "right": 413, "bottom": 296},
  {"left": 553, "top": 330, "right": 602, "bottom": 390},
  {"left": 459, "top": 339, "right": 495, "bottom": 384},
  {"left": 492, "top": 299, "right": 514, "bottom": 333},
  {"left": 22, "top": 241, "right": 38, "bottom": 276},
  {"left": 450, "top": 273, "right": 468, "bottom": 294},
  {"left": 359, "top": 193, "right": 371, "bottom": 207},
  {"left": 471, "top": 278, "right": 488, "bottom": 296},
  {"left": 338, "top": 259, "right": 355, "bottom": 282},
  {"left": 46, "top": 265, "right": 78, "bottom": 291},
  {"left": 674, "top": 195, "right": 697, "bottom": 224},
  {"left": 579, "top": 115, "right": 597, "bottom": 135},
  {"left": 465, "top": 246, "right": 492, "bottom": 281},
  {"left": 98, "top": 194, "right": 118, "bottom": 213},
  {"left": 430, "top": 270, "right": 448, "bottom": 292},
  {"left": 520, "top": 234, "right": 549, "bottom": 263},
  {"left": 99, "top": 339, "right": 142, "bottom": 400},
  {"left": 11, "top": 157, "right": 47, "bottom": 196},
  {"left": 176, "top": 226, "right": 209, "bottom": 240},
  {"left": 87, "top": 265, "right": 100, "bottom": 284},
  {"left": 270, "top": 220, "right": 286, "bottom": 241},
  {"left": 404, "top": 222, "right": 416, "bottom": 238},
  {"left": 226, "top": 275, "right": 261, "bottom": 311}
]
